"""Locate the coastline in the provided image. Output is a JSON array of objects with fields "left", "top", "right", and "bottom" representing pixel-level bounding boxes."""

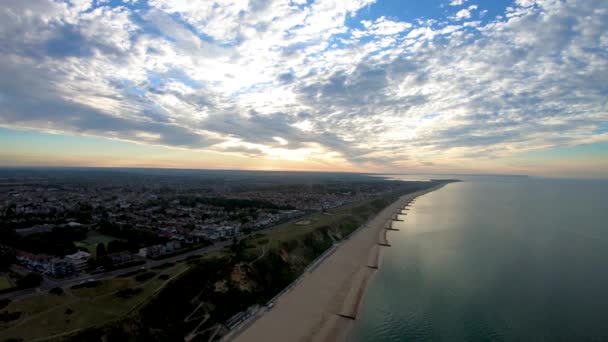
[{"left": 231, "top": 185, "right": 444, "bottom": 342}]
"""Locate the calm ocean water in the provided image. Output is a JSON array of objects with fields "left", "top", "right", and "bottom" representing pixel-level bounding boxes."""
[{"left": 352, "top": 176, "right": 608, "bottom": 342}]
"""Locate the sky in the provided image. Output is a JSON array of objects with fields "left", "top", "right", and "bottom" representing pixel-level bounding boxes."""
[{"left": 0, "top": 0, "right": 607, "bottom": 178}]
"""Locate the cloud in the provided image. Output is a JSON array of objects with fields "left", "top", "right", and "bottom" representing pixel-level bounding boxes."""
[
  {"left": 449, "top": 0, "right": 468, "bottom": 6},
  {"left": 355, "top": 17, "right": 412, "bottom": 38},
  {"left": 451, "top": 5, "right": 478, "bottom": 21},
  {"left": 0, "top": 0, "right": 606, "bottom": 171}
]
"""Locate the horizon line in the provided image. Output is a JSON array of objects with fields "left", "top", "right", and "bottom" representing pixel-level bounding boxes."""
[{"left": 0, "top": 164, "right": 530, "bottom": 178}]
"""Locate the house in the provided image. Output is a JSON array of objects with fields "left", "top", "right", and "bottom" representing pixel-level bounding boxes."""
[
  {"left": 280, "top": 210, "right": 301, "bottom": 219},
  {"left": 108, "top": 252, "right": 137, "bottom": 266},
  {"left": 165, "top": 240, "right": 182, "bottom": 252},
  {"left": 138, "top": 246, "right": 154, "bottom": 258},
  {"left": 15, "top": 224, "right": 54, "bottom": 237},
  {"left": 138, "top": 241, "right": 183, "bottom": 259},
  {"left": 218, "top": 226, "right": 240, "bottom": 237}
]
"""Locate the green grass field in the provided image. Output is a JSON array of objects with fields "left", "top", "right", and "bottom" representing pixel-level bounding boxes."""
[
  {"left": 75, "top": 231, "right": 117, "bottom": 257},
  {"left": 0, "top": 276, "right": 13, "bottom": 291},
  {"left": 0, "top": 263, "right": 190, "bottom": 342},
  {"left": 247, "top": 194, "right": 396, "bottom": 252}
]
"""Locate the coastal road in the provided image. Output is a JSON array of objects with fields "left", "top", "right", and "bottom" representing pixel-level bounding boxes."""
[
  {"left": 0, "top": 211, "right": 317, "bottom": 302},
  {"left": 0, "top": 239, "right": 234, "bottom": 301}
]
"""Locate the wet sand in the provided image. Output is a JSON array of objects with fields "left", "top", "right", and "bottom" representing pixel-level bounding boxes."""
[{"left": 232, "top": 186, "right": 442, "bottom": 342}]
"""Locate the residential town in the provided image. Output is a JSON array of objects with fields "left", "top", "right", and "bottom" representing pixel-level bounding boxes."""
[
  {"left": 0, "top": 170, "right": 407, "bottom": 282},
  {"left": 0, "top": 169, "right": 438, "bottom": 341}
]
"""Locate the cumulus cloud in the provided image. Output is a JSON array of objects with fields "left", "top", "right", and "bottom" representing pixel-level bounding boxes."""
[
  {"left": 355, "top": 17, "right": 412, "bottom": 38},
  {"left": 451, "top": 5, "right": 478, "bottom": 21},
  {"left": 449, "top": 0, "right": 468, "bottom": 5},
  {"left": 0, "top": 0, "right": 606, "bottom": 170}
]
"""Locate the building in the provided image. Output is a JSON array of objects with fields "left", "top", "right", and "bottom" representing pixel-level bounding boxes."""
[
  {"left": 139, "top": 245, "right": 163, "bottom": 258},
  {"left": 50, "top": 259, "right": 75, "bottom": 277},
  {"left": 164, "top": 240, "right": 182, "bottom": 253},
  {"left": 15, "top": 250, "right": 75, "bottom": 278},
  {"left": 218, "top": 226, "right": 240, "bottom": 237},
  {"left": 65, "top": 251, "right": 91, "bottom": 272},
  {"left": 280, "top": 209, "right": 301, "bottom": 219},
  {"left": 139, "top": 241, "right": 183, "bottom": 259},
  {"left": 16, "top": 251, "right": 54, "bottom": 273},
  {"left": 15, "top": 224, "right": 54, "bottom": 237},
  {"left": 108, "top": 252, "right": 137, "bottom": 266},
  {"left": 138, "top": 247, "right": 151, "bottom": 258}
]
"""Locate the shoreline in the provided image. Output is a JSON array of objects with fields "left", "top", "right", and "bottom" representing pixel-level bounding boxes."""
[{"left": 231, "top": 185, "right": 445, "bottom": 342}]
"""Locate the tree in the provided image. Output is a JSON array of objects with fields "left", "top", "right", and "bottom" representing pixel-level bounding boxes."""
[
  {"left": 98, "top": 256, "right": 114, "bottom": 271},
  {"left": 87, "top": 257, "right": 97, "bottom": 271},
  {"left": 49, "top": 287, "right": 64, "bottom": 295},
  {"left": 96, "top": 243, "right": 107, "bottom": 258},
  {"left": 229, "top": 237, "right": 245, "bottom": 259},
  {"left": 0, "top": 245, "right": 15, "bottom": 271},
  {"left": 3, "top": 204, "right": 16, "bottom": 218},
  {"left": 107, "top": 240, "right": 128, "bottom": 254},
  {"left": 17, "top": 273, "right": 43, "bottom": 289}
]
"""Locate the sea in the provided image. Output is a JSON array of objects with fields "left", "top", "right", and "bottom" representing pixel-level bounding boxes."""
[{"left": 352, "top": 175, "right": 608, "bottom": 342}]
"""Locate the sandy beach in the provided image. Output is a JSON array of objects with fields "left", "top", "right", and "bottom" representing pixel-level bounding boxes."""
[{"left": 231, "top": 185, "right": 443, "bottom": 342}]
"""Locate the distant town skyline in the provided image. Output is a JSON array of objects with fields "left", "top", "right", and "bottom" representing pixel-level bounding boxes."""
[{"left": 1, "top": 0, "right": 607, "bottom": 178}]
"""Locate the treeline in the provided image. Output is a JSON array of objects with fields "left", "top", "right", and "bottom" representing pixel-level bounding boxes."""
[
  {"left": 0, "top": 218, "right": 165, "bottom": 258},
  {"left": 0, "top": 244, "right": 15, "bottom": 271},
  {"left": 0, "top": 226, "right": 88, "bottom": 257},
  {"left": 175, "top": 196, "right": 294, "bottom": 211},
  {"left": 1, "top": 203, "right": 96, "bottom": 228},
  {"left": 98, "top": 220, "right": 167, "bottom": 250},
  {"left": 0, "top": 273, "right": 43, "bottom": 295}
]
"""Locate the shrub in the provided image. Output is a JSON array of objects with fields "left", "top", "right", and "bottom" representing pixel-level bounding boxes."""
[
  {"left": 116, "top": 269, "right": 144, "bottom": 278},
  {"left": 134, "top": 272, "right": 156, "bottom": 282},
  {"left": 115, "top": 287, "right": 143, "bottom": 299},
  {"left": 0, "top": 311, "right": 21, "bottom": 322},
  {"left": 49, "top": 287, "right": 64, "bottom": 295},
  {"left": 16, "top": 273, "right": 42, "bottom": 289},
  {"left": 151, "top": 262, "right": 174, "bottom": 270},
  {"left": 71, "top": 280, "right": 101, "bottom": 289}
]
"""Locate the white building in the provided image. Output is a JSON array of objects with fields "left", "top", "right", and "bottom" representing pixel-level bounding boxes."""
[
  {"left": 65, "top": 251, "right": 91, "bottom": 272},
  {"left": 138, "top": 247, "right": 150, "bottom": 258},
  {"left": 218, "top": 226, "right": 240, "bottom": 237}
]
